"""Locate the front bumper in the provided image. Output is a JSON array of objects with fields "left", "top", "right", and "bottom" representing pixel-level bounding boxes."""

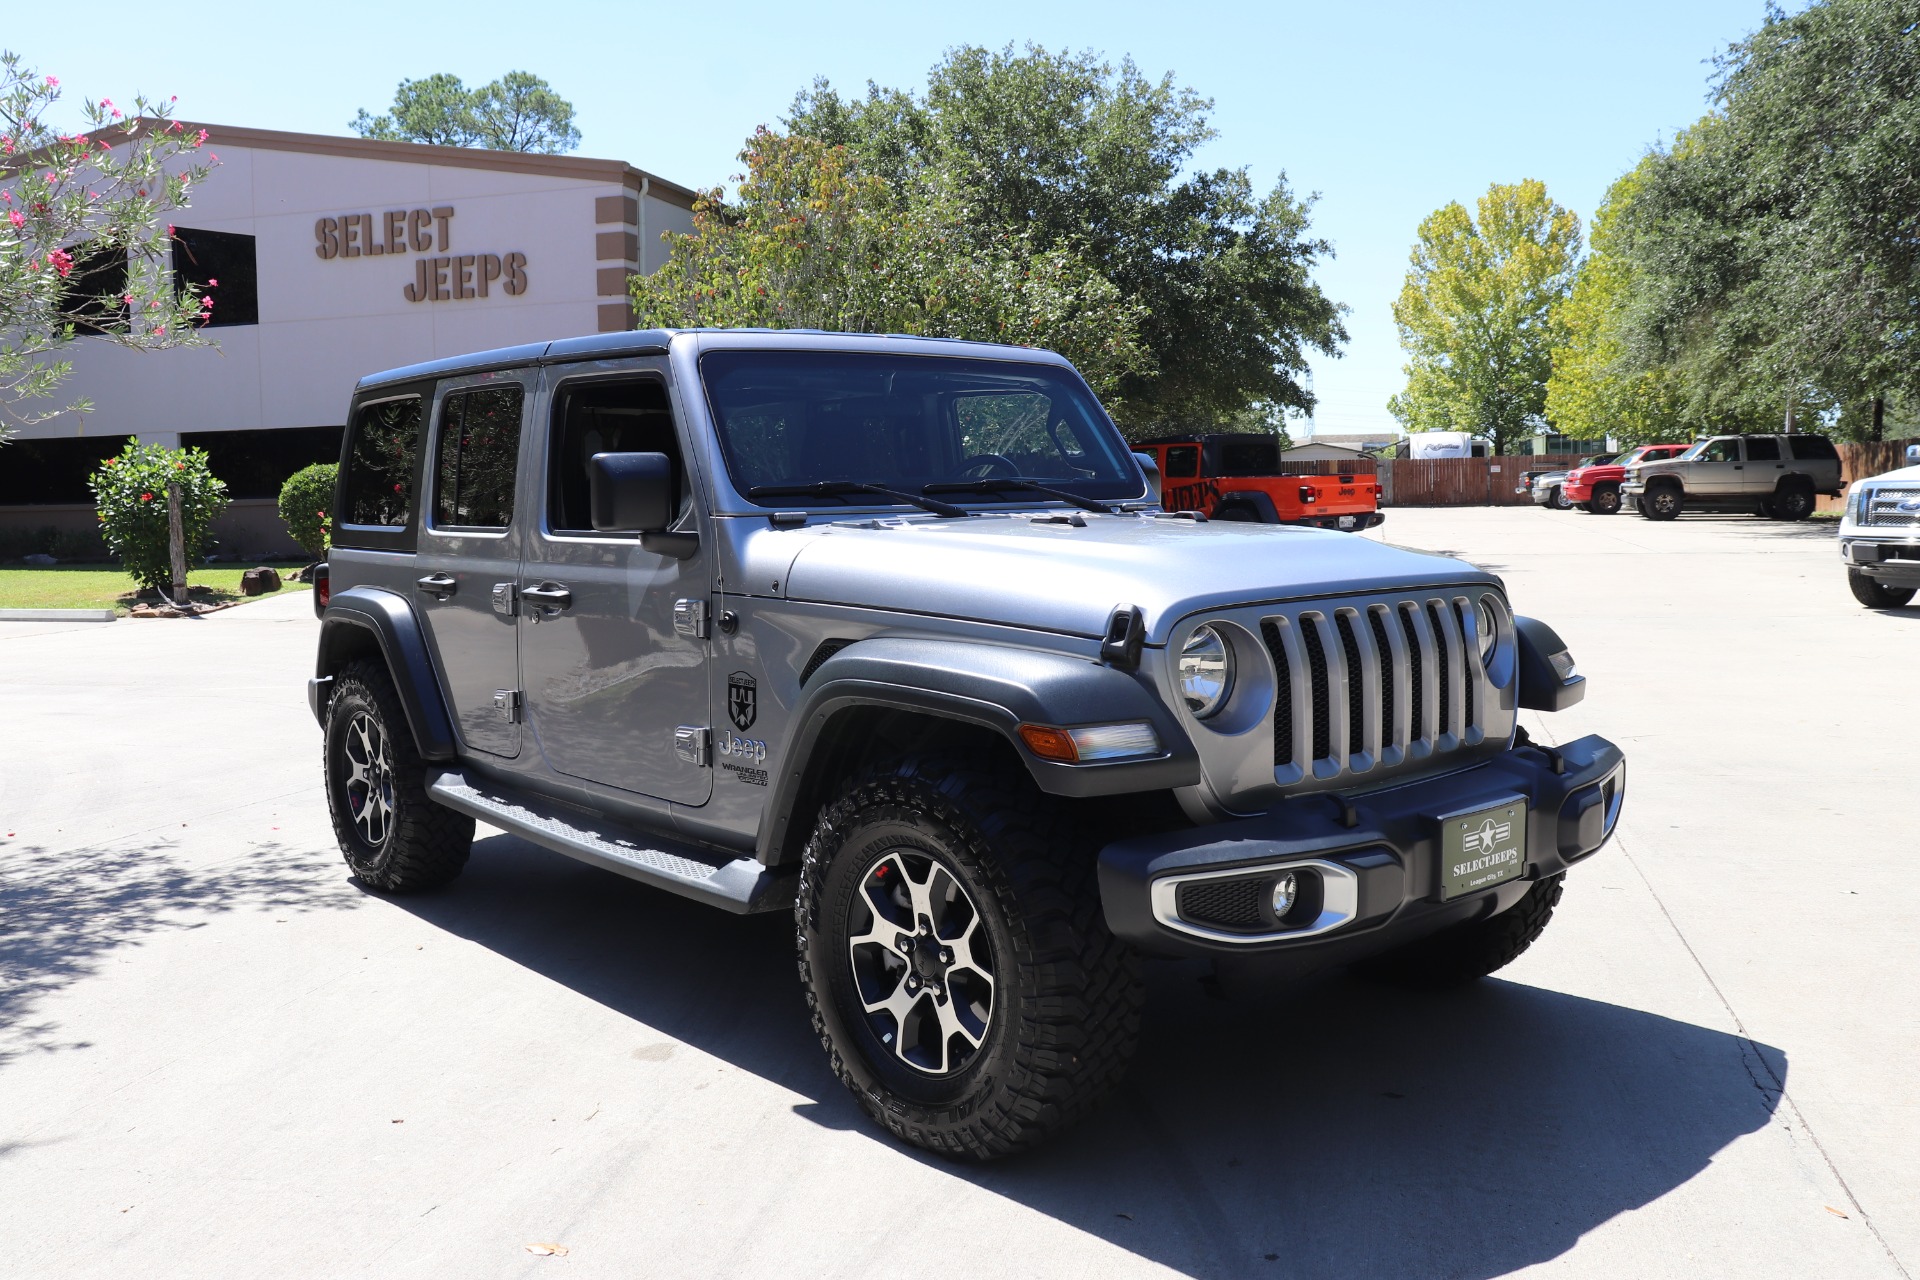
[
  {"left": 1098, "top": 733, "right": 1625, "bottom": 959},
  {"left": 1842, "top": 536, "right": 1920, "bottom": 584}
]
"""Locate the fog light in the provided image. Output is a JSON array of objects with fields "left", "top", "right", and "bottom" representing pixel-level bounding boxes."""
[
  {"left": 1548, "top": 649, "right": 1577, "bottom": 681},
  {"left": 1271, "top": 871, "right": 1297, "bottom": 917}
]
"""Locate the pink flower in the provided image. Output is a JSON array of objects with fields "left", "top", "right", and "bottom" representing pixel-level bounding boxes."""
[
  {"left": 200, "top": 296, "right": 212, "bottom": 308},
  {"left": 7, "top": 210, "right": 21, "bottom": 230},
  {"left": 167, "top": 224, "right": 174, "bottom": 236},
  {"left": 47, "top": 248, "right": 72, "bottom": 278},
  {"left": 141, "top": 492, "right": 152, "bottom": 502},
  {"left": 151, "top": 325, "right": 165, "bottom": 335},
  {"left": 195, "top": 129, "right": 208, "bottom": 145},
  {"left": 45, "top": 76, "right": 58, "bottom": 87},
  {"left": 100, "top": 98, "right": 111, "bottom": 107},
  {"left": 207, "top": 278, "right": 217, "bottom": 287}
]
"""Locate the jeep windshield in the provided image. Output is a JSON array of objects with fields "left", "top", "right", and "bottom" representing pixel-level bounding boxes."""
[{"left": 699, "top": 350, "right": 1144, "bottom": 509}]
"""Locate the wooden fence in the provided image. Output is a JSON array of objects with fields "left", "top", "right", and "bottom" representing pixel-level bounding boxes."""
[{"left": 1374, "top": 439, "right": 1920, "bottom": 508}]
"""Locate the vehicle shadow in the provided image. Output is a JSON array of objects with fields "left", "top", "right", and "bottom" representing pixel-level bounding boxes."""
[
  {"left": 403, "top": 834, "right": 1784, "bottom": 1280},
  {"left": 0, "top": 838, "right": 359, "bottom": 1069}
]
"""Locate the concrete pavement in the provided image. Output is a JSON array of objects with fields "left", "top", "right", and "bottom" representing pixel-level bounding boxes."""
[{"left": 0, "top": 509, "right": 1913, "bottom": 1278}]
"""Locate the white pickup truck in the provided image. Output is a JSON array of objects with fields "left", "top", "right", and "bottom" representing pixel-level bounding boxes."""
[{"left": 1839, "top": 443, "right": 1920, "bottom": 608}]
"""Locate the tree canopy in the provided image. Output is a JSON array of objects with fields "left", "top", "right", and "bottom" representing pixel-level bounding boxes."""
[
  {"left": 1389, "top": 180, "right": 1581, "bottom": 454},
  {"left": 635, "top": 45, "right": 1346, "bottom": 435},
  {"left": 351, "top": 71, "right": 581, "bottom": 154}
]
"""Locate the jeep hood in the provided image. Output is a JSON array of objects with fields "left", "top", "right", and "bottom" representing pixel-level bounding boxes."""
[{"left": 770, "top": 514, "right": 1496, "bottom": 642}]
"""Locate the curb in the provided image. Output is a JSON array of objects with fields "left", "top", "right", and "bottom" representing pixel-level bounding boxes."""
[{"left": 0, "top": 608, "right": 119, "bottom": 622}]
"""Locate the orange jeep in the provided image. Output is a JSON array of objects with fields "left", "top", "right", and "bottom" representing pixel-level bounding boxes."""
[{"left": 1137, "top": 434, "right": 1385, "bottom": 531}]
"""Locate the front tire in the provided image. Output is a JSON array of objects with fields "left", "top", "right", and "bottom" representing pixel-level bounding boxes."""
[
  {"left": 1848, "top": 569, "right": 1916, "bottom": 608},
  {"left": 324, "top": 660, "right": 473, "bottom": 892},
  {"left": 1354, "top": 877, "right": 1564, "bottom": 989},
  {"left": 1642, "top": 486, "right": 1683, "bottom": 520},
  {"left": 1591, "top": 484, "right": 1622, "bottom": 516},
  {"left": 796, "top": 757, "right": 1143, "bottom": 1160},
  {"left": 1548, "top": 486, "right": 1570, "bottom": 511}
]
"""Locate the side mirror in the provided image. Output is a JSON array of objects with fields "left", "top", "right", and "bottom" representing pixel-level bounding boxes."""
[
  {"left": 589, "top": 452, "right": 674, "bottom": 532},
  {"left": 1907, "top": 444, "right": 1920, "bottom": 466},
  {"left": 1132, "top": 451, "right": 1162, "bottom": 503}
]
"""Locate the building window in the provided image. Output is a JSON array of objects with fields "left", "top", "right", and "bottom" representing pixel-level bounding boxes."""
[
  {"left": 0, "top": 435, "right": 133, "bottom": 505},
  {"left": 59, "top": 242, "right": 130, "bottom": 335},
  {"left": 432, "top": 387, "right": 524, "bottom": 529},
  {"left": 181, "top": 427, "right": 345, "bottom": 500},
  {"left": 172, "top": 227, "right": 259, "bottom": 327}
]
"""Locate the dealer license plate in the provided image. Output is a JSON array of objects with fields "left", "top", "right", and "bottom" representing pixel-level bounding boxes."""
[{"left": 1438, "top": 799, "right": 1528, "bottom": 900}]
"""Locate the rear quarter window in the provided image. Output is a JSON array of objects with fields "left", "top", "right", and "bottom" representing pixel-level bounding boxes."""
[
  {"left": 1789, "top": 436, "right": 1839, "bottom": 461},
  {"left": 1163, "top": 445, "right": 1200, "bottom": 478},
  {"left": 337, "top": 393, "right": 424, "bottom": 547}
]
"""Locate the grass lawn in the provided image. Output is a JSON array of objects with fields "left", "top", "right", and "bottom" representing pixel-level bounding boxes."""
[{"left": 0, "top": 563, "right": 311, "bottom": 613}]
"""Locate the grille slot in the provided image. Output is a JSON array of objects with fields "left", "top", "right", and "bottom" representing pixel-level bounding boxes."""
[
  {"left": 799, "top": 638, "right": 854, "bottom": 684},
  {"left": 1257, "top": 592, "right": 1496, "bottom": 784},
  {"left": 1175, "top": 876, "right": 1268, "bottom": 930}
]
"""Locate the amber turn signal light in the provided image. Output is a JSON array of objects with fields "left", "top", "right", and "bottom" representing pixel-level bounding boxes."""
[{"left": 1018, "top": 724, "right": 1079, "bottom": 763}]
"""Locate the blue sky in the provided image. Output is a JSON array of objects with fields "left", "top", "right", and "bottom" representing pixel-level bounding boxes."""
[{"left": 9, "top": 0, "right": 1774, "bottom": 436}]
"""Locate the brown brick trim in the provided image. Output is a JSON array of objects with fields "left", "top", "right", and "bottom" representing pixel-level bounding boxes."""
[
  {"left": 596, "top": 230, "right": 639, "bottom": 263},
  {"left": 595, "top": 194, "right": 639, "bottom": 225},
  {"left": 596, "top": 266, "right": 636, "bottom": 297},
  {"left": 597, "top": 302, "right": 635, "bottom": 333}
]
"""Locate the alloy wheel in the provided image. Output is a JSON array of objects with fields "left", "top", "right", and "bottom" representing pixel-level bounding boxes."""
[
  {"left": 342, "top": 710, "right": 395, "bottom": 847},
  {"left": 846, "top": 849, "right": 996, "bottom": 1076}
]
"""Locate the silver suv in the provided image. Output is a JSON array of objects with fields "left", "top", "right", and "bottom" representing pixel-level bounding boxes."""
[
  {"left": 308, "top": 330, "right": 1623, "bottom": 1159},
  {"left": 1620, "top": 433, "right": 1843, "bottom": 520}
]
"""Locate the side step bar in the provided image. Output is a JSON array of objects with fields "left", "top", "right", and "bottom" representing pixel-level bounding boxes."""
[{"left": 427, "top": 769, "right": 795, "bottom": 914}]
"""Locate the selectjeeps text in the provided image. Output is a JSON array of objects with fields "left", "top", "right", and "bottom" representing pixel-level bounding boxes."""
[{"left": 310, "top": 330, "right": 1625, "bottom": 1159}]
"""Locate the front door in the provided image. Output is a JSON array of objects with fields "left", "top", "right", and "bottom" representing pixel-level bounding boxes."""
[
  {"left": 413, "top": 375, "right": 529, "bottom": 758},
  {"left": 516, "top": 366, "right": 713, "bottom": 805},
  {"left": 1687, "top": 438, "right": 1746, "bottom": 496}
]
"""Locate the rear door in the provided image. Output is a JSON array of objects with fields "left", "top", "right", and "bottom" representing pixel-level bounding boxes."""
[
  {"left": 515, "top": 363, "right": 714, "bottom": 805},
  {"left": 412, "top": 374, "right": 530, "bottom": 758},
  {"left": 1742, "top": 435, "right": 1786, "bottom": 494}
]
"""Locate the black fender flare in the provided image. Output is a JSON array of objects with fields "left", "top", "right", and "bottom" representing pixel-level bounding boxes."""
[
  {"left": 1215, "top": 490, "right": 1281, "bottom": 523},
  {"left": 757, "top": 636, "right": 1201, "bottom": 864},
  {"left": 314, "top": 586, "right": 457, "bottom": 760}
]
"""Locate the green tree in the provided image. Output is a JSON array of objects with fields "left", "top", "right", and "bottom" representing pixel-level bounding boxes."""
[
  {"left": 632, "top": 129, "right": 1151, "bottom": 401},
  {"left": 777, "top": 45, "right": 1346, "bottom": 432},
  {"left": 88, "top": 437, "right": 229, "bottom": 589},
  {"left": 277, "top": 462, "right": 335, "bottom": 559},
  {"left": 1389, "top": 180, "right": 1581, "bottom": 454},
  {"left": 1, "top": 52, "right": 218, "bottom": 438},
  {"left": 351, "top": 71, "right": 580, "bottom": 154},
  {"left": 1611, "top": 0, "right": 1920, "bottom": 440}
]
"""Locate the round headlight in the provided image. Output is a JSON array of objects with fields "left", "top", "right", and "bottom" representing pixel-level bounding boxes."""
[
  {"left": 1178, "top": 625, "right": 1234, "bottom": 718},
  {"left": 1475, "top": 598, "right": 1500, "bottom": 660}
]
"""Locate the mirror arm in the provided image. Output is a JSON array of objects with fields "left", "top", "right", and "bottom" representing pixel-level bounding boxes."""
[{"left": 641, "top": 531, "right": 700, "bottom": 560}]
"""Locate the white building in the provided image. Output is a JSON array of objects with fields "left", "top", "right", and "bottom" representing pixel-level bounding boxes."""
[{"left": 2, "top": 122, "right": 698, "bottom": 555}]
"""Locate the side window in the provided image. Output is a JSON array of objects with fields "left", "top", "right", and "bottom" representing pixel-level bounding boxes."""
[
  {"left": 1790, "top": 436, "right": 1839, "bottom": 461},
  {"left": 432, "top": 385, "right": 524, "bottom": 530},
  {"left": 1163, "top": 445, "right": 1200, "bottom": 478},
  {"left": 1744, "top": 437, "right": 1781, "bottom": 462},
  {"left": 1701, "top": 439, "right": 1740, "bottom": 463},
  {"left": 341, "top": 396, "right": 423, "bottom": 528},
  {"left": 549, "top": 380, "right": 682, "bottom": 534}
]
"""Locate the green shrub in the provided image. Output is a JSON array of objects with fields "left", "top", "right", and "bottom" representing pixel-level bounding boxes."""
[
  {"left": 277, "top": 462, "right": 336, "bottom": 559},
  {"left": 87, "top": 438, "right": 230, "bottom": 589}
]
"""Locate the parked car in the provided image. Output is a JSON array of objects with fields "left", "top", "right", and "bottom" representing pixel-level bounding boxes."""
[
  {"left": 1134, "top": 433, "right": 1384, "bottom": 531},
  {"left": 1838, "top": 443, "right": 1920, "bottom": 608},
  {"left": 1565, "top": 444, "right": 1688, "bottom": 515},
  {"left": 1621, "top": 434, "right": 1843, "bottom": 521},
  {"left": 1523, "top": 455, "right": 1616, "bottom": 510},
  {"left": 309, "top": 328, "right": 1623, "bottom": 1160}
]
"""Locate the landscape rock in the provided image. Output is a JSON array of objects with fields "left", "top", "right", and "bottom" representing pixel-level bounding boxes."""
[
  {"left": 240, "top": 567, "right": 282, "bottom": 596},
  {"left": 22, "top": 553, "right": 57, "bottom": 566}
]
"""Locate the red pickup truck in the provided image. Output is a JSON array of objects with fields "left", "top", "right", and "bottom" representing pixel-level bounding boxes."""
[
  {"left": 1565, "top": 443, "right": 1689, "bottom": 515},
  {"left": 1137, "top": 434, "right": 1385, "bottom": 531}
]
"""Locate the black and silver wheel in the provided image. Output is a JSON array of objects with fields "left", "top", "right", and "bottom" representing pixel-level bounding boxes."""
[
  {"left": 1549, "top": 486, "right": 1571, "bottom": 511},
  {"left": 797, "top": 757, "right": 1142, "bottom": 1159},
  {"left": 1848, "top": 569, "right": 1916, "bottom": 608},
  {"left": 1769, "top": 482, "right": 1814, "bottom": 521},
  {"left": 1642, "top": 486, "right": 1683, "bottom": 520},
  {"left": 1591, "top": 484, "right": 1622, "bottom": 516},
  {"left": 1354, "top": 876, "right": 1564, "bottom": 990},
  {"left": 324, "top": 660, "right": 473, "bottom": 892}
]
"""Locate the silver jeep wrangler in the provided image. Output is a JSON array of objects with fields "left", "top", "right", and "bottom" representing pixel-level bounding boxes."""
[{"left": 309, "top": 330, "right": 1624, "bottom": 1159}]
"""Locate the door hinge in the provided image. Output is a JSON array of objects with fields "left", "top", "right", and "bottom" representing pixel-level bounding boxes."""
[
  {"left": 673, "top": 725, "right": 710, "bottom": 767},
  {"left": 673, "top": 597, "right": 709, "bottom": 639},
  {"left": 492, "top": 689, "right": 522, "bottom": 723},
  {"left": 491, "top": 583, "right": 519, "bottom": 617}
]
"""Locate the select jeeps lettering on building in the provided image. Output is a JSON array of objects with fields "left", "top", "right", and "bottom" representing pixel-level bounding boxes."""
[{"left": 309, "top": 330, "right": 1624, "bottom": 1160}]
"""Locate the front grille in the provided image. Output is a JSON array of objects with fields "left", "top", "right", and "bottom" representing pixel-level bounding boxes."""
[
  {"left": 1864, "top": 487, "right": 1920, "bottom": 528},
  {"left": 1175, "top": 876, "right": 1267, "bottom": 930},
  {"left": 1259, "top": 592, "right": 1495, "bottom": 783}
]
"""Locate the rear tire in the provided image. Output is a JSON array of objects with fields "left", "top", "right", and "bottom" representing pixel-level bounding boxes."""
[
  {"left": 1848, "top": 569, "right": 1916, "bottom": 608},
  {"left": 1353, "top": 877, "right": 1564, "bottom": 990},
  {"left": 1214, "top": 503, "right": 1262, "bottom": 523},
  {"left": 324, "top": 660, "right": 473, "bottom": 892},
  {"left": 1591, "top": 484, "right": 1622, "bottom": 516},
  {"left": 1769, "top": 481, "right": 1815, "bottom": 521},
  {"left": 796, "top": 757, "right": 1143, "bottom": 1160}
]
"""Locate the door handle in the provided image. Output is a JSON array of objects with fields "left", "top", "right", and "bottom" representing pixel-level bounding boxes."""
[
  {"left": 521, "top": 582, "right": 573, "bottom": 618},
  {"left": 416, "top": 572, "right": 457, "bottom": 600}
]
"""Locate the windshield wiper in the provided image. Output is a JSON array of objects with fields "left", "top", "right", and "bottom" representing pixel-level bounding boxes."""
[
  {"left": 746, "top": 481, "right": 971, "bottom": 519},
  {"left": 922, "top": 478, "right": 1118, "bottom": 514}
]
